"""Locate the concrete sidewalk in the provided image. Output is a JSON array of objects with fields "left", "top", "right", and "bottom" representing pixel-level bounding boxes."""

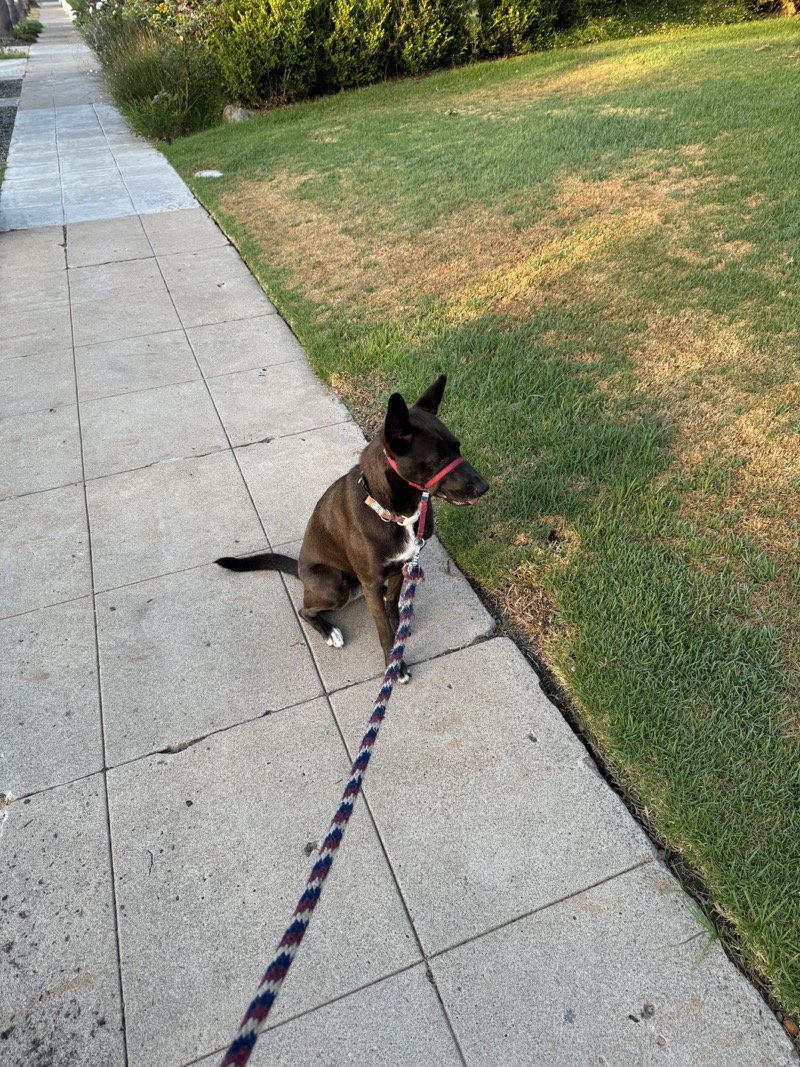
[{"left": 1, "top": 4, "right": 797, "bottom": 1066}]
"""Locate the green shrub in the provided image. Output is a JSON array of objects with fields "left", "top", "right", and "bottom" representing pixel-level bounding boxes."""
[
  {"left": 555, "top": 0, "right": 618, "bottom": 27},
  {"left": 477, "top": 0, "right": 559, "bottom": 55},
  {"left": 209, "top": 0, "right": 319, "bottom": 107},
  {"left": 99, "top": 20, "right": 225, "bottom": 139},
  {"left": 12, "top": 18, "right": 44, "bottom": 41},
  {"left": 324, "top": 0, "right": 394, "bottom": 88},
  {"left": 393, "top": 0, "right": 471, "bottom": 75}
]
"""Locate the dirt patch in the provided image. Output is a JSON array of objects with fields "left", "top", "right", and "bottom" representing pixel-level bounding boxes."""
[{"left": 498, "top": 565, "right": 567, "bottom": 651}]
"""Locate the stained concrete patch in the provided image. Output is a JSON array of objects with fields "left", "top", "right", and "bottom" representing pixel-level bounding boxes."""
[
  {"left": 431, "top": 863, "right": 797, "bottom": 1067},
  {"left": 0, "top": 776, "right": 125, "bottom": 1067},
  {"left": 108, "top": 701, "right": 421, "bottom": 1067},
  {"left": 86, "top": 450, "right": 267, "bottom": 591},
  {"left": 189, "top": 965, "right": 463, "bottom": 1067},
  {"left": 331, "top": 638, "right": 654, "bottom": 954},
  {"left": 0, "top": 597, "right": 102, "bottom": 795},
  {"left": 96, "top": 563, "right": 322, "bottom": 764}
]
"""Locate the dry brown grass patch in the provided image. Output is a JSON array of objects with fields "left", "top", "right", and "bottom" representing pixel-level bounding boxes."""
[
  {"left": 457, "top": 50, "right": 673, "bottom": 115},
  {"left": 329, "top": 370, "right": 391, "bottom": 433},
  {"left": 218, "top": 144, "right": 713, "bottom": 322},
  {"left": 623, "top": 309, "right": 800, "bottom": 582}
]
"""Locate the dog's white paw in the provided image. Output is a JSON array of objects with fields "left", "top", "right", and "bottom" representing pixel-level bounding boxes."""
[
  {"left": 398, "top": 663, "right": 412, "bottom": 684},
  {"left": 327, "top": 627, "right": 344, "bottom": 648}
]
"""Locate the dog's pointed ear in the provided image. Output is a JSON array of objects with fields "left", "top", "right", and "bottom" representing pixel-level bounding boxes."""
[
  {"left": 413, "top": 375, "right": 447, "bottom": 415},
  {"left": 384, "top": 392, "right": 414, "bottom": 454}
]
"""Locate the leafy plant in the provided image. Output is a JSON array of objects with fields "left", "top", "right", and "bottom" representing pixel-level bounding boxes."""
[
  {"left": 97, "top": 19, "right": 224, "bottom": 138},
  {"left": 12, "top": 18, "right": 44, "bottom": 41},
  {"left": 393, "top": 0, "right": 471, "bottom": 74},
  {"left": 324, "top": 0, "right": 394, "bottom": 88},
  {"left": 209, "top": 0, "right": 320, "bottom": 106},
  {"left": 477, "top": 0, "right": 559, "bottom": 55}
]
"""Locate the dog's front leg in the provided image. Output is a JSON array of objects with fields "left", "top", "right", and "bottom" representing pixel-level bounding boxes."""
[
  {"left": 385, "top": 572, "right": 404, "bottom": 635},
  {"left": 363, "top": 581, "right": 411, "bottom": 684}
]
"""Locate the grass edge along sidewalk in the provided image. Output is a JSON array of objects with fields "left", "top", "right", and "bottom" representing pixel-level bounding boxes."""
[{"left": 164, "top": 17, "right": 800, "bottom": 1029}]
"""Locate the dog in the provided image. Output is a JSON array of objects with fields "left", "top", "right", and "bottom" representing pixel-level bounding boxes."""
[{"left": 216, "top": 375, "right": 488, "bottom": 681}]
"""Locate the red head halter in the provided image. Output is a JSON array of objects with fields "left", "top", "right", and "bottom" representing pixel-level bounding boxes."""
[{"left": 383, "top": 451, "right": 465, "bottom": 545}]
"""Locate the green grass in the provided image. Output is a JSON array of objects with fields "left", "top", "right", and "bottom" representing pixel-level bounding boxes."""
[{"left": 164, "top": 18, "right": 800, "bottom": 1016}]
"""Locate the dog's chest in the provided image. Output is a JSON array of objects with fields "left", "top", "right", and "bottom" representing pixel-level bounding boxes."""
[
  {"left": 383, "top": 504, "right": 421, "bottom": 566},
  {"left": 386, "top": 525, "right": 417, "bottom": 565}
]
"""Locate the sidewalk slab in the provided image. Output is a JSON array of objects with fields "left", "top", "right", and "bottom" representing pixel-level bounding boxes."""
[
  {"left": 0, "top": 348, "right": 77, "bottom": 418},
  {"left": 107, "top": 701, "right": 421, "bottom": 1067},
  {"left": 192, "top": 966, "right": 464, "bottom": 1067},
  {"left": 156, "top": 243, "right": 254, "bottom": 287},
  {"left": 140, "top": 206, "right": 231, "bottom": 256},
  {"left": 96, "top": 563, "right": 322, "bottom": 765},
  {"left": 1, "top": 483, "right": 91, "bottom": 617},
  {"left": 0, "top": 776, "right": 125, "bottom": 1067},
  {"left": 207, "top": 359, "right": 353, "bottom": 447},
  {"left": 187, "top": 315, "right": 305, "bottom": 378},
  {"left": 69, "top": 268, "right": 182, "bottom": 346},
  {"left": 236, "top": 421, "right": 368, "bottom": 546},
  {"left": 432, "top": 863, "right": 797, "bottom": 1067},
  {"left": 74, "top": 330, "right": 201, "bottom": 402},
  {"left": 86, "top": 451, "right": 267, "bottom": 591},
  {"left": 4, "top": 302, "right": 72, "bottom": 356},
  {"left": 0, "top": 262, "right": 68, "bottom": 309},
  {"left": 331, "top": 638, "right": 654, "bottom": 954},
  {"left": 65, "top": 214, "right": 151, "bottom": 268},
  {"left": 0, "top": 404, "right": 82, "bottom": 499},
  {"left": 0, "top": 597, "right": 102, "bottom": 796},
  {"left": 80, "top": 378, "right": 227, "bottom": 479},
  {"left": 168, "top": 269, "right": 276, "bottom": 329}
]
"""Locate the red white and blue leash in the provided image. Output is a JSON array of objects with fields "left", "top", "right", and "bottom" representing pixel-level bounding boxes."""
[
  {"left": 219, "top": 451, "right": 466, "bottom": 1065},
  {"left": 219, "top": 548, "right": 425, "bottom": 1066}
]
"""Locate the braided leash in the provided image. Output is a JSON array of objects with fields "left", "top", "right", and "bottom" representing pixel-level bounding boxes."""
[{"left": 220, "top": 552, "right": 425, "bottom": 1067}]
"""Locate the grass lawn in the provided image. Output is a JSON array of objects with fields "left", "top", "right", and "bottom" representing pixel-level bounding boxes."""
[{"left": 165, "top": 19, "right": 800, "bottom": 1018}]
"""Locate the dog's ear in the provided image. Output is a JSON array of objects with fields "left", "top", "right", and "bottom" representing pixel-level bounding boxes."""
[
  {"left": 384, "top": 392, "right": 414, "bottom": 454},
  {"left": 413, "top": 375, "right": 447, "bottom": 415}
]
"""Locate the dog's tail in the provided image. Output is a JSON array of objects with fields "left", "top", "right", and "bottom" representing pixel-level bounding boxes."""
[{"left": 215, "top": 552, "right": 299, "bottom": 577}]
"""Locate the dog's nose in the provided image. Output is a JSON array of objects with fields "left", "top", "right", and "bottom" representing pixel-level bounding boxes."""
[{"left": 471, "top": 473, "right": 489, "bottom": 498}]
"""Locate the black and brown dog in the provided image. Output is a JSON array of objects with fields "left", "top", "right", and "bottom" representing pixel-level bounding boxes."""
[{"left": 216, "top": 375, "right": 488, "bottom": 681}]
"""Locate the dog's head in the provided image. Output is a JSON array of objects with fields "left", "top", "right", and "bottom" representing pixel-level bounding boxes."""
[{"left": 382, "top": 375, "right": 488, "bottom": 506}]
